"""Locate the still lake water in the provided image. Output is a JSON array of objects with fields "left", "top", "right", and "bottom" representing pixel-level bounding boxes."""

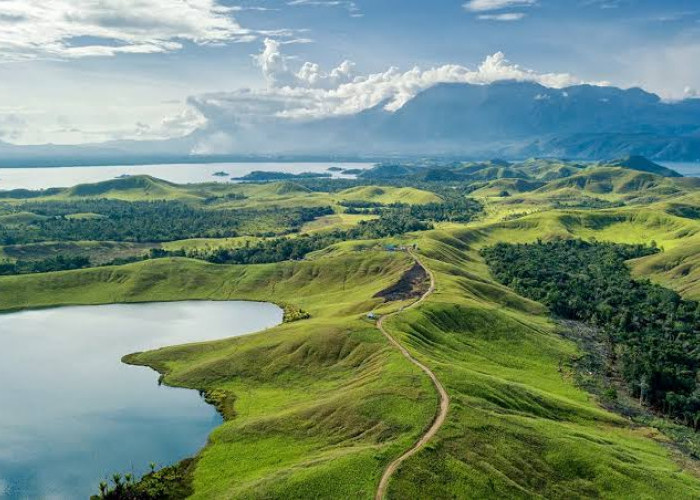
[
  {"left": 0, "top": 161, "right": 695, "bottom": 192},
  {"left": 0, "top": 301, "right": 282, "bottom": 499},
  {"left": 662, "top": 162, "right": 700, "bottom": 177},
  {"left": 0, "top": 162, "right": 373, "bottom": 191}
]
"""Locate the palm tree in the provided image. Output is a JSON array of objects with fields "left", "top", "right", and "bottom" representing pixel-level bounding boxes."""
[
  {"left": 98, "top": 481, "right": 108, "bottom": 499},
  {"left": 111, "top": 473, "right": 123, "bottom": 493}
]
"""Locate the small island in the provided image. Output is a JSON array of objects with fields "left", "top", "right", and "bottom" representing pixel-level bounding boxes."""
[
  {"left": 234, "top": 171, "right": 332, "bottom": 182},
  {"left": 212, "top": 171, "right": 229, "bottom": 177},
  {"left": 327, "top": 166, "right": 343, "bottom": 172},
  {"left": 341, "top": 168, "right": 364, "bottom": 175}
]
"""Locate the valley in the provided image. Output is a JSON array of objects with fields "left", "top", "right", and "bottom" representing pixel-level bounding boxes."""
[{"left": 4, "top": 157, "right": 700, "bottom": 498}]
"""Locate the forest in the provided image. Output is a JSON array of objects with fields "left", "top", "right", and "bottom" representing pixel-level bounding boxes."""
[
  {"left": 482, "top": 239, "right": 700, "bottom": 429},
  {"left": 0, "top": 254, "right": 91, "bottom": 275},
  {"left": 0, "top": 200, "right": 332, "bottom": 244},
  {"left": 342, "top": 197, "right": 482, "bottom": 223},
  {"left": 170, "top": 212, "right": 432, "bottom": 265}
]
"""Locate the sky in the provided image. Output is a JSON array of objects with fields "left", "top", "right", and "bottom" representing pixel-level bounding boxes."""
[{"left": 0, "top": 0, "right": 698, "bottom": 145}]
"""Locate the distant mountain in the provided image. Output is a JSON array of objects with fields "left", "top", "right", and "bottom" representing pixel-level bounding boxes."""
[
  {"left": 606, "top": 156, "right": 681, "bottom": 178},
  {"left": 1, "top": 81, "right": 700, "bottom": 165},
  {"left": 354, "top": 81, "right": 700, "bottom": 160},
  {"left": 190, "top": 81, "right": 700, "bottom": 161}
]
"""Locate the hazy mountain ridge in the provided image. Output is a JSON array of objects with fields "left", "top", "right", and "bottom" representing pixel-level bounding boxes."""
[
  {"left": 1, "top": 81, "right": 699, "bottom": 164},
  {"left": 341, "top": 81, "right": 700, "bottom": 159}
]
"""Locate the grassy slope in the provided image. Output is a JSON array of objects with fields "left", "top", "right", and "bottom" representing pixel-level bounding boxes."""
[
  {"left": 160, "top": 236, "right": 262, "bottom": 252},
  {"left": 301, "top": 213, "right": 379, "bottom": 233},
  {"left": 1, "top": 240, "right": 154, "bottom": 263},
  {"left": 630, "top": 235, "right": 700, "bottom": 299},
  {"left": 381, "top": 228, "right": 700, "bottom": 498},
  {"left": 336, "top": 186, "right": 442, "bottom": 205},
  {"left": 4, "top": 224, "right": 700, "bottom": 498},
  {"left": 470, "top": 179, "right": 700, "bottom": 300},
  {"left": 0, "top": 252, "right": 436, "bottom": 498},
  {"left": 4, "top": 170, "right": 700, "bottom": 497}
]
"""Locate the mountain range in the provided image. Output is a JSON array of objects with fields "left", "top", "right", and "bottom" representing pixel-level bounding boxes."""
[{"left": 2, "top": 81, "right": 700, "bottom": 166}]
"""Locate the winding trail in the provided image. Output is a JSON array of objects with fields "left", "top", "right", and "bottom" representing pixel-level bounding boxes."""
[{"left": 375, "top": 251, "right": 449, "bottom": 500}]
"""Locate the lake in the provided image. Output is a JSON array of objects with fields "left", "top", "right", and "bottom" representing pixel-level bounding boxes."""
[
  {"left": 0, "top": 162, "right": 373, "bottom": 191},
  {"left": 662, "top": 162, "right": 700, "bottom": 177},
  {"left": 0, "top": 301, "right": 282, "bottom": 499}
]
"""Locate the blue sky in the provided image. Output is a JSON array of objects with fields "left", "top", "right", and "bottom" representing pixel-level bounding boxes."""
[{"left": 0, "top": 0, "right": 698, "bottom": 145}]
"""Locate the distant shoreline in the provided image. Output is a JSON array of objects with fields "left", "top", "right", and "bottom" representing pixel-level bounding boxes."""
[
  {"left": 0, "top": 155, "right": 697, "bottom": 170},
  {"left": 0, "top": 156, "right": 378, "bottom": 169}
]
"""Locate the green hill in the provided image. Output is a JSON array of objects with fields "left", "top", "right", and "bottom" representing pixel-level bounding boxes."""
[
  {"left": 4, "top": 159, "right": 700, "bottom": 498},
  {"left": 4, "top": 232, "right": 700, "bottom": 498},
  {"left": 522, "top": 167, "right": 688, "bottom": 204},
  {"left": 607, "top": 155, "right": 682, "bottom": 178},
  {"left": 64, "top": 175, "right": 186, "bottom": 200},
  {"left": 337, "top": 185, "right": 442, "bottom": 205}
]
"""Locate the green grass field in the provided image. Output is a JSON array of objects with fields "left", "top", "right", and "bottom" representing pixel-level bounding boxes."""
[{"left": 4, "top": 163, "right": 700, "bottom": 498}]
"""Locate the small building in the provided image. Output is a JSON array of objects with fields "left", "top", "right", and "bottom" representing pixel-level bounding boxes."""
[{"left": 367, "top": 312, "right": 377, "bottom": 320}]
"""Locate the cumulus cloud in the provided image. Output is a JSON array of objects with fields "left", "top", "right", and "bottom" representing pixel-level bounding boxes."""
[
  {"left": 183, "top": 41, "right": 612, "bottom": 153},
  {"left": 154, "top": 107, "right": 208, "bottom": 138},
  {"left": 685, "top": 87, "right": 700, "bottom": 99},
  {"left": 195, "top": 41, "right": 597, "bottom": 126},
  {"left": 254, "top": 38, "right": 356, "bottom": 89},
  {"left": 463, "top": 0, "right": 536, "bottom": 12},
  {"left": 623, "top": 42, "right": 700, "bottom": 100},
  {"left": 0, "top": 0, "right": 254, "bottom": 61}
]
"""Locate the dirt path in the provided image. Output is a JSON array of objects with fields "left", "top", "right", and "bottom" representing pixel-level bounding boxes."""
[{"left": 375, "top": 251, "right": 449, "bottom": 500}]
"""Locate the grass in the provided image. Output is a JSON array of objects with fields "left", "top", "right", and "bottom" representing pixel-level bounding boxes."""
[
  {"left": 629, "top": 234, "right": 700, "bottom": 299},
  {"left": 379, "top": 231, "right": 700, "bottom": 498},
  {"left": 1, "top": 240, "right": 153, "bottom": 264},
  {"left": 335, "top": 186, "right": 442, "bottom": 205},
  {"left": 5, "top": 233, "right": 700, "bottom": 498},
  {"left": 301, "top": 213, "right": 379, "bottom": 234},
  {"left": 4, "top": 169, "right": 700, "bottom": 498},
  {"left": 160, "top": 237, "right": 262, "bottom": 252},
  {"left": 0, "top": 251, "right": 437, "bottom": 498}
]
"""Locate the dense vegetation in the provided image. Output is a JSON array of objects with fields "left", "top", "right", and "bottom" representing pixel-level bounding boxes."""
[
  {"left": 92, "top": 460, "right": 194, "bottom": 500},
  {"left": 404, "top": 197, "right": 482, "bottom": 222},
  {"left": 483, "top": 239, "right": 700, "bottom": 428},
  {"left": 0, "top": 255, "right": 91, "bottom": 275},
  {"left": 343, "top": 197, "right": 482, "bottom": 223},
  {"left": 173, "top": 213, "right": 432, "bottom": 265},
  {"left": 0, "top": 200, "right": 332, "bottom": 244},
  {"left": 234, "top": 171, "right": 331, "bottom": 181},
  {"left": 6, "top": 157, "right": 700, "bottom": 498}
]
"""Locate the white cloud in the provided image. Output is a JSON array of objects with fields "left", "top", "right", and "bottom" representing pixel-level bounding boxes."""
[
  {"left": 190, "top": 41, "right": 603, "bottom": 129},
  {"left": 254, "top": 38, "right": 297, "bottom": 87},
  {"left": 0, "top": 0, "right": 254, "bottom": 61},
  {"left": 287, "top": 0, "right": 363, "bottom": 18},
  {"left": 463, "top": 0, "right": 536, "bottom": 12},
  {"left": 0, "top": 113, "right": 27, "bottom": 141},
  {"left": 621, "top": 42, "right": 700, "bottom": 100},
  {"left": 478, "top": 13, "right": 527, "bottom": 21},
  {"left": 0, "top": 105, "right": 206, "bottom": 145},
  {"left": 156, "top": 107, "right": 208, "bottom": 137}
]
